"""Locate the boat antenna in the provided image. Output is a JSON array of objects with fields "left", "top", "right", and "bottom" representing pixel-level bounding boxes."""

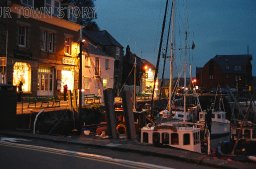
[{"left": 150, "top": 0, "right": 169, "bottom": 118}]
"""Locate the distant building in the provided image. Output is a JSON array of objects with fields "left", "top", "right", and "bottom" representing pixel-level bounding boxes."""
[
  {"left": 82, "top": 30, "right": 123, "bottom": 98},
  {"left": 196, "top": 55, "right": 252, "bottom": 91},
  {"left": 122, "top": 45, "right": 157, "bottom": 95}
]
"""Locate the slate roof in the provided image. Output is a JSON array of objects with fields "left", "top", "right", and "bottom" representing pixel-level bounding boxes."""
[
  {"left": 213, "top": 55, "right": 252, "bottom": 74},
  {"left": 83, "top": 30, "right": 123, "bottom": 48}
]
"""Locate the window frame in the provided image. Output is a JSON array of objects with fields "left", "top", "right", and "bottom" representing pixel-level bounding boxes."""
[
  {"left": 18, "top": 25, "right": 28, "bottom": 48},
  {"left": 21, "top": 0, "right": 34, "bottom": 7}
]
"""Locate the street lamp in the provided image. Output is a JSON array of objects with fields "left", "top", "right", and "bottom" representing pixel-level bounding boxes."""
[{"left": 78, "top": 39, "right": 85, "bottom": 113}]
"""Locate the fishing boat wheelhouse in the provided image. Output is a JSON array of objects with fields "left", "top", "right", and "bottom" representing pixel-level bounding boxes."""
[{"left": 141, "top": 121, "right": 201, "bottom": 153}]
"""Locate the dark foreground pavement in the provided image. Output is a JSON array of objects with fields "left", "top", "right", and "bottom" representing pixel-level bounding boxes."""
[{"left": 0, "top": 130, "right": 255, "bottom": 169}]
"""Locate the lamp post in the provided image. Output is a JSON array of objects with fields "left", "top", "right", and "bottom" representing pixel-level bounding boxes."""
[{"left": 78, "top": 40, "right": 85, "bottom": 113}]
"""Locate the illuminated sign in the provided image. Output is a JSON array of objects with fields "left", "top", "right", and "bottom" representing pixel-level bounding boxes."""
[{"left": 62, "top": 57, "right": 77, "bottom": 66}]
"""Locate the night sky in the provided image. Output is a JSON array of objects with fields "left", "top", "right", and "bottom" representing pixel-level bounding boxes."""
[{"left": 95, "top": 0, "right": 256, "bottom": 77}]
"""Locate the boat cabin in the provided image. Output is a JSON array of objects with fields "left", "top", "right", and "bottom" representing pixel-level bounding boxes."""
[
  {"left": 141, "top": 122, "right": 201, "bottom": 153},
  {"left": 199, "top": 111, "right": 228, "bottom": 123}
]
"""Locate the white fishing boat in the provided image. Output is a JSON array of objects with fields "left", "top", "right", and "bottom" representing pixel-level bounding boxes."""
[
  {"left": 197, "top": 110, "right": 230, "bottom": 137},
  {"left": 141, "top": 120, "right": 201, "bottom": 153}
]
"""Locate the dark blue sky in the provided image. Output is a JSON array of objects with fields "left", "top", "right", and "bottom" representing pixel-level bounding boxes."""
[{"left": 95, "top": 0, "right": 256, "bottom": 77}]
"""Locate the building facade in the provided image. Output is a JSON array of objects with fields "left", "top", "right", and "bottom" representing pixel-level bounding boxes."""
[
  {"left": 83, "top": 30, "right": 123, "bottom": 97},
  {"left": 0, "top": 0, "right": 82, "bottom": 97},
  {"left": 196, "top": 55, "right": 253, "bottom": 91}
]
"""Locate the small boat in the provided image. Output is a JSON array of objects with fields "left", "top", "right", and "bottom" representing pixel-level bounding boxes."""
[
  {"left": 197, "top": 110, "right": 230, "bottom": 137},
  {"left": 141, "top": 120, "right": 202, "bottom": 153},
  {"left": 248, "top": 156, "right": 256, "bottom": 162}
]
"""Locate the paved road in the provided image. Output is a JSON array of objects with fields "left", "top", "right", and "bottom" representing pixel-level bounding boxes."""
[{"left": 0, "top": 137, "right": 216, "bottom": 169}]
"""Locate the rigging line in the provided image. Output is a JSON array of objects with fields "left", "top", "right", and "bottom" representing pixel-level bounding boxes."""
[
  {"left": 150, "top": 0, "right": 169, "bottom": 118},
  {"left": 159, "top": 1, "right": 173, "bottom": 101},
  {"left": 119, "top": 65, "right": 135, "bottom": 96}
]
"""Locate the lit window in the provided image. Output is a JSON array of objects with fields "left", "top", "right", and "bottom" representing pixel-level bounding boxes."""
[
  {"left": 61, "top": 70, "right": 74, "bottom": 92},
  {"left": 95, "top": 57, "right": 100, "bottom": 76},
  {"left": 105, "top": 59, "right": 109, "bottom": 70},
  {"left": 64, "top": 37, "right": 71, "bottom": 55},
  {"left": 13, "top": 62, "right": 31, "bottom": 92},
  {"left": 103, "top": 79, "right": 107, "bottom": 89},
  {"left": 18, "top": 26, "right": 28, "bottom": 47},
  {"left": 21, "top": 0, "right": 34, "bottom": 7}
]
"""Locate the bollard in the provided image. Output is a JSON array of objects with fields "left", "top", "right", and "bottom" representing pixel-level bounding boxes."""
[
  {"left": 121, "top": 86, "right": 136, "bottom": 141},
  {"left": 103, "top": 88, "right": 118, "bottom": 139}
]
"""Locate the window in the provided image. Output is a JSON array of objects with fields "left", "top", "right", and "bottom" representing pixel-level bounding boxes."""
[
  {"left": 116, "top": 47, "right": 120, "bottom": 57},
  {"left": 217, "top": 114, "right": 221, "bottom": 119},
  {"left": 44, "top": 0, "right": 61, "bottom": 16},
  {"left": 244, "top": 129, "right": 251, "bottom": 139},
  {"left": 64, "top": 37, "right": 71, "bottom": 55},
  {"left": 18, "top": 26, "right": 28, "bottom": 47},
  {"left": 183, "top": 133, "right": 190, "bottom": 145},
  {"left": 41, "top": 31, "right": 47, "bottom": 51},
  {"left": 41, "top": 31, "right": 55, "bottom": 52},
  {"left": 13, "top": 62, "right": 31, "bottom": 92},
  {"left": 54, "top": 0, "right": 60, "bottom": 16},
  {"left": 37, "top": 67, "right": 53, "bottom": 95},
  {"left": 48, "top": 33, "right": 55, "bottom": 52},
  {"left": 103, "top": 79, "right": 107, "bottom": 89},
  {"left": 142, "top": 133, "right": 149, "bottom": 143},
  {"left": 209, "top": 75, "right": 214, "bottom": 80},
  {"left": 211, "top": 114, "right": 215, "bottom": 118},
  {"left": 21, "top": 0, "right": 34, "bottom": 7},
  {"left": 171, "top": 133, "right": 179, "bottom": 145},
  {"left": 95, "top": 57, "right": 100, "bottom": 76},
  {"left": 105, "top": 59, "right": 109, "bottom": 70},
  {"left": 234, "top": 65, "right": 241, "bottom": 71},
  {"left": 162, "top": 133, "right": 169, "bottom": 145},
  {"left": 153, "top": 132, "right": 161, "bottom": 146}
]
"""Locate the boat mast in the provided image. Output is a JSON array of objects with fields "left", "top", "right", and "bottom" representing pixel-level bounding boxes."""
[
  {"left": 168, "top": 0, "right": 175, "bottom": 112},
  {"left": 150, "top": 0, "right": 169, "bottom": 117},
  {"left": 133, "top": 56, "right": 136, "bottom": 112}
]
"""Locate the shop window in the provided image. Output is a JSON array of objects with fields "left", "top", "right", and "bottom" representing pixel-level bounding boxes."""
[
  {"left": 171, "top": 133, "right": 179, "bottom": 145},
  {"left": 162, "top": 133, "right": 169, "bottom": 145},
  {"left": 37, "top": 67, "right": 53, "bottom": 94},
  {"left": 18, "top": 26, "right": 28, "bottom": 47},
  {"left": 183, "top": 133, "right": 190, "bottom": 145},
  {"left": 61, "top": 70, "right": 74, "bottom": 92},
  {"left": 13, "top": 62, "right": 31, "bottom": 92},
  {"left": 143, "top": 133, "right": 148, "bottom": 143}
]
